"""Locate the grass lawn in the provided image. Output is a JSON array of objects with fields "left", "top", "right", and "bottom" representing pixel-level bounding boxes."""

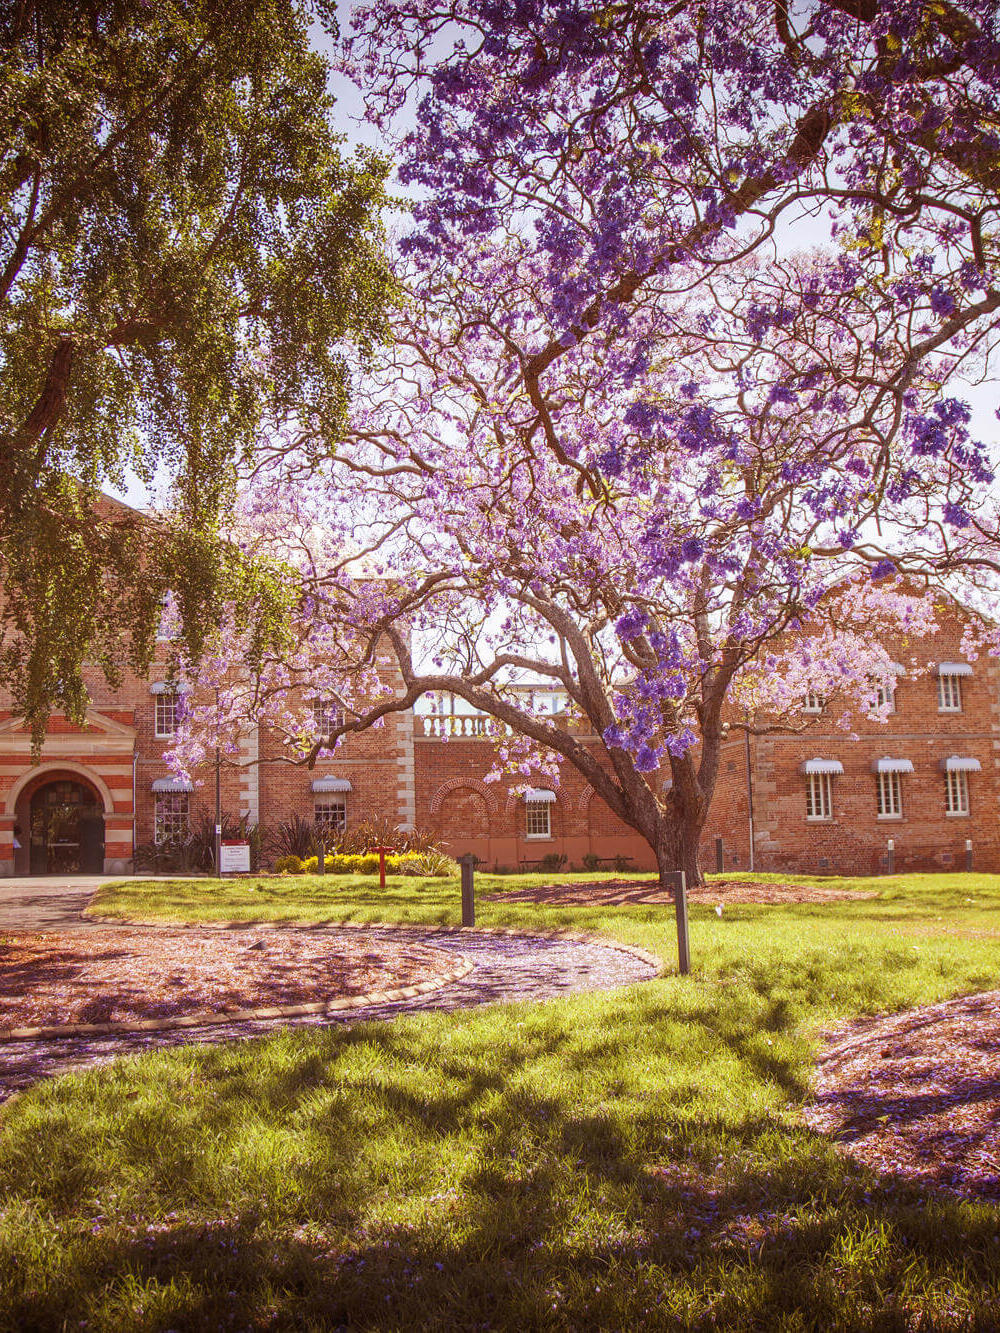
[{"left": 0, "top": 871, "right": 998, "bottom": 1329}]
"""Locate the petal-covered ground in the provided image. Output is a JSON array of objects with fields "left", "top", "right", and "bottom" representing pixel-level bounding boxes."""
[
  {"left": 804, "top": 990, "right": 1000, "bottom": 1199},
  {"left": 487, "top": 877, "right": 877, "bottom": 906},
  {"left": 0, "top": 927, "right": 453, "bottom": 1029}
]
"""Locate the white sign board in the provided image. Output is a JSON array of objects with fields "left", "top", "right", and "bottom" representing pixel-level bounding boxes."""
[{"left": 219, "top": 842, "right": 251, "bottom": 874}]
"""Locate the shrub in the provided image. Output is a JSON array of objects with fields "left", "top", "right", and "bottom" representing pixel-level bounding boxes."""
[
  {"left": 274, "top": 854, "right": 303, "bottom": 874},
  {"left": 336, "top": 816, "right": 443, "bottom": 855},
  {"left": 582, "top": 852, "right": 601, "bottom": 871},
  {"left": 303, "top": 850, "right": 458, "bottom": 878},
  {"left": 540, "top": 852, "right": 568, "bottom": 872},
  {"left": 267, "top": 814, "right": 320, "bottom": 862},
  {"left": 400, "top": 850, "right": 458, "bottom": 877}
]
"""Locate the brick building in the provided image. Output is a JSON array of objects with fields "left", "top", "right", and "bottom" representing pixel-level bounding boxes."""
[{"left": 1, "top": 606, "right": 998, "bottom": 878}]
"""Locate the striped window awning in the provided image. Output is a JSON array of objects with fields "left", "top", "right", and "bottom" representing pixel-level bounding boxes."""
[
  {"left": 941, "top": 756, "right": 982, "bottom": 773},
  {"left": 311, "top": 777, "right": 352, "bottom": 793},
  {"left": 151, "top": 776, "right": 193, "bottom": 793},
  {"left": 524, "top": 788, "right": 557, "bottom": 803},
  {"left": 150, "top": 681, "right": 192, "bottom": 694},
  {"left": 801, "top": 758, "right": 845, "bottom": 775},
  {"left": 873, "top": 758, "right": 915, "bottom": 774},
  {"left": 937, "top": 662, "right": 973, "bottom": 677}
]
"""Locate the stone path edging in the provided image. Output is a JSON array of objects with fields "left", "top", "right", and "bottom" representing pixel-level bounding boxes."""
[
  {"left": 3, "top": 918, "right": 662, "bottom": 1045},
  {"left": 86, "top": 912, "right": 664, "bottom": 976},
  {"left": 0, "top": 921, "right": 664, "bottom": 1105},
  {"left": 0, "top": 921, "right": 475, "bottom": 1043}
]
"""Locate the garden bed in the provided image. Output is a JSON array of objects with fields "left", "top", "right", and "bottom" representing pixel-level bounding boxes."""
[
  {"left": 0, "top": 927, "right": 453, "bottom": 1030},
  {"left": 804, "top": 989, "right": 1000, "bottom": 1199},
  {"left": 486, "top": 876, "right": 879, "bottom": 906}
]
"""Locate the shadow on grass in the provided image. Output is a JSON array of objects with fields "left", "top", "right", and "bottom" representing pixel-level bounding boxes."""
[
  {"left": 6, "top": 1095, "right": 1000, "bottom": 1332},
  {"left": 7, "top": 879, "right": 1000, "bottom": 1329},
  {"left": 5, "top": 998, "right": 1000, "bottom": 1330}
]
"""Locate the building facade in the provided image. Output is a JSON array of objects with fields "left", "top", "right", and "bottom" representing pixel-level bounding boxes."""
[{"left": 2, "top": 612, "right": 999, "bottom": 878}]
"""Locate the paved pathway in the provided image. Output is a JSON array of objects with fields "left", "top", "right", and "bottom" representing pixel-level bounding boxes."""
[
  {"left": 0, "top": 881, "right": 661, "bottom": 1102},
  {"left": 0, "top": 874, "right": 180, "bottom": 932}
]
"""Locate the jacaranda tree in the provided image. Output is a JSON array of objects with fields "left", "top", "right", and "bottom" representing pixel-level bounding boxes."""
[
  {"left": 173, "top": 1, "right": 1000, "bottom": 960},
  {"left": 0, "top": 0, "right": 393, "bottom": 745}
]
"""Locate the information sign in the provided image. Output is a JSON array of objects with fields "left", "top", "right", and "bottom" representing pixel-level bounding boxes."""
[{"left": 219, "top": 841, "right": 251, "bottom": 874}]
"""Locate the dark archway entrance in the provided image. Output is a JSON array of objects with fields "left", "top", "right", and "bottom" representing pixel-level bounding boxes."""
[{"left": 28, "top": 778, "right": 105, "bottom": 874}]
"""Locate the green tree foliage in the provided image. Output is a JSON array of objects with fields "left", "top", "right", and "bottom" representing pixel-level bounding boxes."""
[{"left": 0, "top": 0, "right": 393, "bottom": 745}]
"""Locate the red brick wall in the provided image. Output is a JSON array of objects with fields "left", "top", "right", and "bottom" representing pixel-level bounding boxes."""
[{"left": 704, "top": 611, "right": 1000, "bottom": 875}]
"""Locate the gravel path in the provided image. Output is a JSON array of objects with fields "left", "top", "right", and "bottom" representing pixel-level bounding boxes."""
[{"left": 0, "top": 925, "right": 659, "bottom": 1102}]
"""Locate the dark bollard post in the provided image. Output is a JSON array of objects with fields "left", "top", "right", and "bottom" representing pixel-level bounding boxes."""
[
  {"left": 886, "top": 838, "right": 894, "bottom": 875},
  {"left": 459, "top": 853, "right": 476, "bottom": 927},
  {"left": 714, "top": 836, "right": 724, "bottom": 874},
  {"left": 966, "top": 839, "right": 973, "bottom": 873},
  {"left": 665, "top": 869, "right": 690, "bottom": 975}
]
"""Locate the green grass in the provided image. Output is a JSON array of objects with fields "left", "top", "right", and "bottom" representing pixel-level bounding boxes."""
[{"left": 1, "top": 872, "right": 998, "bottom": 1329}]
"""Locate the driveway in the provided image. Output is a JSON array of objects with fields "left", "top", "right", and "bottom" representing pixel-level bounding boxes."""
[{"left": 0, "top": 875, "right": 137, "bottom": 932}]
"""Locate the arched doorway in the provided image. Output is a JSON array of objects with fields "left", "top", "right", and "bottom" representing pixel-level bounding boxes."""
[{"left": 28, "top": 777, "right": 105, "bottom": 874}]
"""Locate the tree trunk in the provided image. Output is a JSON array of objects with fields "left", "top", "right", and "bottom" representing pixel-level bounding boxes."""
[
  {"left": 651, "top": 811, "right": 704, "bottom": 975},
  {"left": 653, "top": 810, "right": 703, "bottom": 889}
]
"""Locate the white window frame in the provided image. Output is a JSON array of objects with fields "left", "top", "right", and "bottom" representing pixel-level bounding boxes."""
[
  {"left": 873, "top": 681, "right": 896, "bottom": 713},
  {"left": 154, "top": 792, "right": 190, "bottom": 843},
  {"left": 314, "top": 798, "right": 347, "bottom": 834},
  {"left": 938, "top": 674, "right": 963, "bottom": 713},
  {"left": 802, "top": 689, "right": 825, "bottom": 714},
  {"left": 154, "top": 691, "right": 181, "bottom": 738},
  {"left": 525, "top": 800, "right": 552, "bottom": 839},
  {"left": 945, "top": 769, "right": 970, "bottom": 816},
  {"left": 805, "top": 772, "right": 833, "bottom": 821},
  {"left": 876, "top": 771, "right": 902, "bottom": 819},
  {"left": 155, "top": 592, "right": 179, "bottom": 642},
  {"left": 311, "top": 699, "right": 344, "bottom": 735}
]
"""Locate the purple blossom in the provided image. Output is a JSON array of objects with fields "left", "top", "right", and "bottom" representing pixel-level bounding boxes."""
[
  {"left": 929, "top": 286, "right": 956, "bottom": 318},
  {"left": 616, "top": 607, "right": 648, "bottom": 640},
  {"left": 943, "top": 501, "right": 972, "bottom": 528}
]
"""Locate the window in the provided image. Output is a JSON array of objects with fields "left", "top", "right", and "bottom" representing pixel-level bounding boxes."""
[
  {"left": 525, "top": 801, "right": 552, "bottom": 839},
  {"left": 802, "top": 689, "right": 825, "bottom": 714},
  {"left": 314, "top": 798, "right": 347, "bottom": 833},
  {"left": 945, "top": 769, "right": 970, "bottom": 816},
  {"left": 873, "top": 680, "right": 896, "bottom": 713},
  {"left": 155, "top": 691, "right": 181, "bottom": 738},
  {"left": 311, "top": 699, "right": 344, "bottom": 734},
  {"left": 876, "top": 771, "right": 902, "bottom": 818},
  {"left": 156, "top": 592, "right": 179, "bottom": 642},
  {"left": 805, "top": 773, "right": 833, "bottom": 820},
  {"left": 154, "top": 793, "right": 190, "bottom": 843},
  {"left": 938, "top": 673, "right": 963, "bottom": 713}
]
